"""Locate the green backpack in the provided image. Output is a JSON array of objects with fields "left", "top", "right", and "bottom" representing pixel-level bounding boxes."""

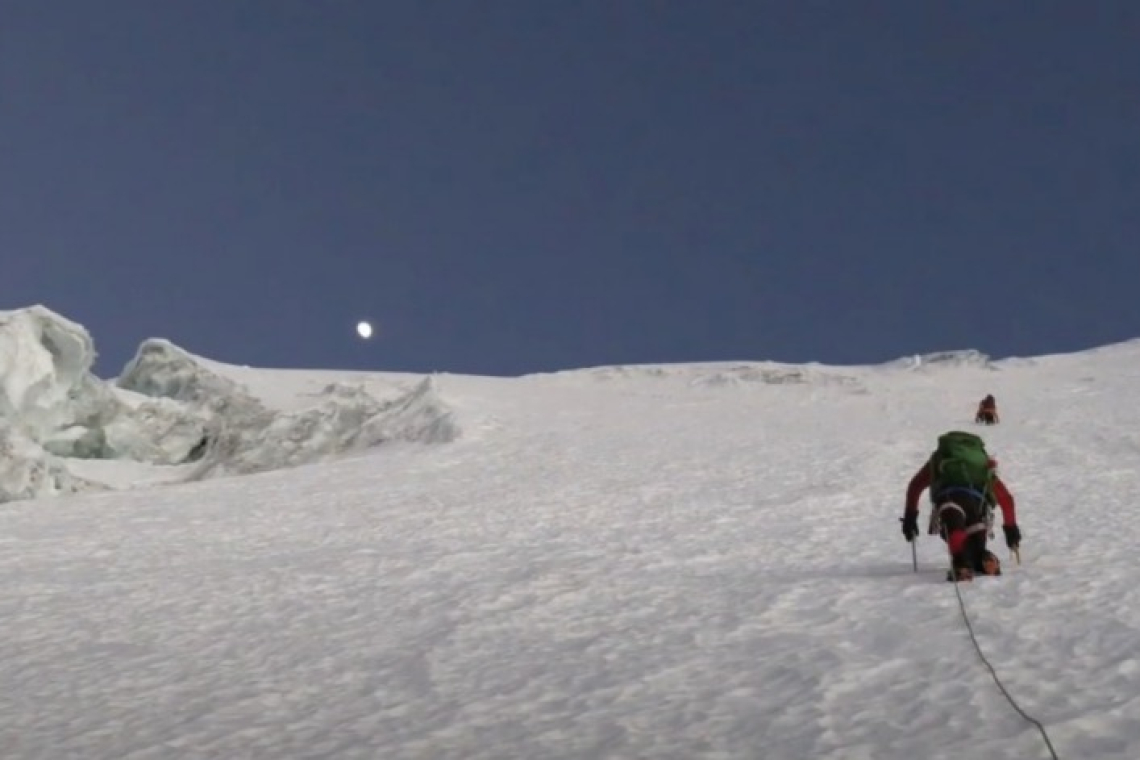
[{"left": 929, "top": 431, "right": 995, "bottom": 502}]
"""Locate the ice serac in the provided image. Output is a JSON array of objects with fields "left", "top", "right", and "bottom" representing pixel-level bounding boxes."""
[
  {"left": 118, "top": 338, "right": 250, "bottom": 405},
  {"left": 186, "top": 376, "right": 459, "bottom": 480},
  {"left": 0, "top": 427, "right": 99, "bottom": 502},
  {"left": 0, "top": 306, "right": 97, "bottom": 443},
  {"left": 0, "top": 306, "right": 460, "bottom": 504},
  {"left": 0, "top": 307, "right": 208, "bottom": 473},
  {"left": 0, "top": 306, "right": 105, "bottom": 501},
  {"left": 116, "top": 337, "right": 460, "bottom": 480}
]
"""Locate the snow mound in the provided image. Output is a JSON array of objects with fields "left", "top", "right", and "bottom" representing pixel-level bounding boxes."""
[
  {"left": 0, "top": 306, "right": 459, "bottom": 503},
  {"left": 574, "top": 362, "right": 863, "bottom": 389},
  {"left": 687, "top": 363, "right": 863, "bottom": 389},
  {"left": 887, "top": 350, "right": 995, "bottom": 371},
  {"left": 580, "top": 365, "right": 672, "bottom": 381}
]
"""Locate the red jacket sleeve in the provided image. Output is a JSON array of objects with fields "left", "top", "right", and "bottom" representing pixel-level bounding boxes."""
[
  {"left": 904, "top": 463, "right": 931, "bottom": 515},
  {"left": 905, "top": 464, "right": 1017, "bottom": 525},
  {"left": 993, "top": 477, "right": 1017, "bottom": 526}
]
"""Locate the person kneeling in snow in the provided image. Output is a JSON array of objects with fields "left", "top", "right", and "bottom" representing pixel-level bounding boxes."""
[
  {"left": 900, "top": 431, "right": 1021, "bottom": 581},
  {"left": 975, "top": 394, "right": 1000, "bottom": 425}
]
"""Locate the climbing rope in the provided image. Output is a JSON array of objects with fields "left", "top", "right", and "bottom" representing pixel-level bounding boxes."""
[{"left": 950, "top": 564, "right": 1061, "bottom": 760}]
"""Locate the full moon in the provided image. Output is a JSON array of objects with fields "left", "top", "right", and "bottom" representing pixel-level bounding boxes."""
[{"left": 356, "top": 321, "right": 373, "bottom": 339}]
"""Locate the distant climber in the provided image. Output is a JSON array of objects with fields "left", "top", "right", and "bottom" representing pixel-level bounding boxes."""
[
  {"left": 900, "top": 431, "right": 1021, "bottom": 581},
  {"left": 975, "top": 394, "right": 999, "bottom": 425}
]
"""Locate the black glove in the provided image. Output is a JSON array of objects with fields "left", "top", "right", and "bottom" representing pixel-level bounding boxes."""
[
  {"left": 1003, "top": 524, "right": 1021, "bottom": 549},
  {"left": 901, "top": 512, "right": 919, "bottom": 542}
]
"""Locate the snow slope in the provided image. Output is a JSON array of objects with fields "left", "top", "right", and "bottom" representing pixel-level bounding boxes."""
[{"left": 3, "top": 340, "right": 1140, "bottom": 759}]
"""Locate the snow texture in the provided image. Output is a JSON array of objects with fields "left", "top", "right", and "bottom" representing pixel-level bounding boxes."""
[{"left": 3, "top": 306, "right": 1140, "bottom": 759}]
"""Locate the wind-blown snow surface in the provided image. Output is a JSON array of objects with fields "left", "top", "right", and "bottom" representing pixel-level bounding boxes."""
[{"left": 3, "top": 344, "right": 1140, "bottom": 759}]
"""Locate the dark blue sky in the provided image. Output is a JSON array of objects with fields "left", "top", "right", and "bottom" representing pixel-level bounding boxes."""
[{"left": 3, "top": 2, "right": 1138, "bottom": 377}]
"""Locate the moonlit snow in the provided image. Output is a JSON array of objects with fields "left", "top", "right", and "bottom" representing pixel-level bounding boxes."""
[{"left": 2, "top": 306, "right": 1139, "bottom": 759}]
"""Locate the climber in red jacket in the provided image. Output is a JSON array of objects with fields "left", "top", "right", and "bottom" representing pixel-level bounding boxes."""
[{"left": 901, "top": 458, "right": 1021, "bottom": 581}]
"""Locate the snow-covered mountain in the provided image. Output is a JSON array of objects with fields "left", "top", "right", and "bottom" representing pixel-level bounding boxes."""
[{"left": 3, "top": 304, "right": 1140, "bottom": 759}]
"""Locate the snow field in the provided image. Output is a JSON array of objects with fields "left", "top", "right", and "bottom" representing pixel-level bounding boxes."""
[{"left": 3, "top": 347, "right": 1140, "bottom": 758}]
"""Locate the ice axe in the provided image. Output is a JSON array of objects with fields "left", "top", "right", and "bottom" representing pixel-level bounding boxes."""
[{"left": 901, "top": 517, "right": 918, "bottom": 572}]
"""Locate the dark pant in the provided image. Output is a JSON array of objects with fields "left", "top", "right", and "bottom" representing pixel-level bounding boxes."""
[
  {"left": 976, "top": 410, "right": 997, "bottom": 424},
  {"left": 934, "top": 494, "right": 991, "bottom": 572}
]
